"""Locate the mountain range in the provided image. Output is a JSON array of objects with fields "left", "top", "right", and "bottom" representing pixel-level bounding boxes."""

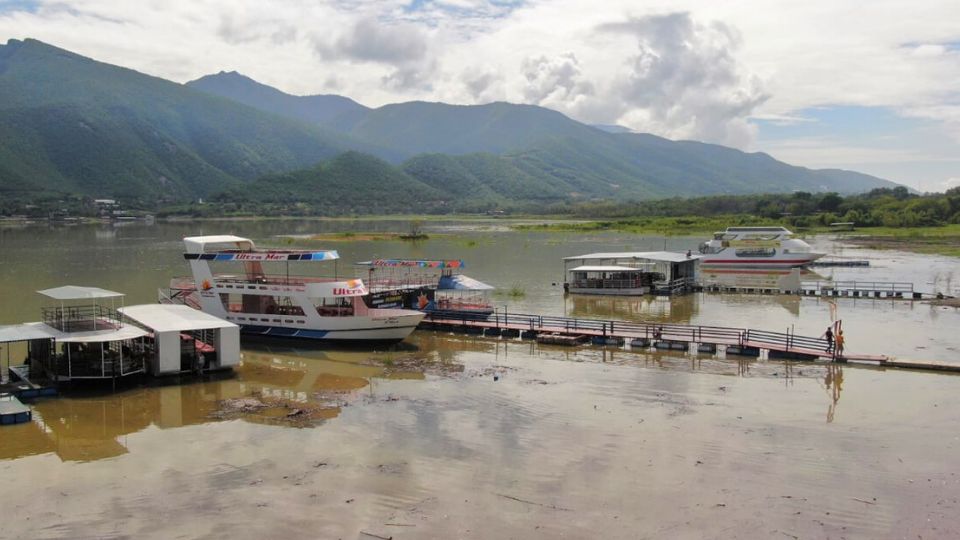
[{"left": 0, "top": 38, "right": 898, "bottom": 212}]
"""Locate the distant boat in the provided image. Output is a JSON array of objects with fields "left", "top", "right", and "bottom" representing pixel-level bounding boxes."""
[{"left": 698, "top": 227, "right": 824, "bottom": 267}]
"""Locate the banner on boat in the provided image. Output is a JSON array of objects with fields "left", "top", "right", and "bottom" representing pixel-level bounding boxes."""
[
  {"left": 185, "top": 251, "right": 339, "bottom": 262},
  {"left": 306, "top": 279, "right": 368, "bottom": 297}
]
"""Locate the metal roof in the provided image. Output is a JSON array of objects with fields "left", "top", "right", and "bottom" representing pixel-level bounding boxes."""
[
  {"left": 0, "top": 321, "right": 149, "bottom": 344},
  {"left": 183, "top": 235, "right": 256, "bottom": 254},
  {"left": 568, "top": 265, "right": 650, "bottom": 272},
  {"left": 37, "top": 286, "right": 125, "bottom": 300},
  {"left": 564, "top": 251, "right": 700, "bottom": 263},
  {"left": 437, "top": 274, "right": 494, "bottom": 291},
  {"left": 0, "top": 322, "right": 59, "bottom": 343},
  {"left": 119, "top": 304, "right": 237, "bottom": 333}
]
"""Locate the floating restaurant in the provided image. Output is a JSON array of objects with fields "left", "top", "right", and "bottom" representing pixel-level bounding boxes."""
[
  {"left": 0, "top": 286, "right": 239, "bottom": 391},
  {"left": 563, "top": 252, "right": 700, "bottom": 296}
]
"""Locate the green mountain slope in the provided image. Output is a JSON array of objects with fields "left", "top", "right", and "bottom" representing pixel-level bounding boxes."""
[
  {"left": 218, "top": 151, "right": 448, "bottom": 214},
  {"left": 0, "top": 39, "right": 352, "bottom": 199},
  {"left": 187, "top": 71, "right": 369, "bottom": 126}
]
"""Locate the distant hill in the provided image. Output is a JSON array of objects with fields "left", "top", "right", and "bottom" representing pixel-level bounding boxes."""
[
  {"left": 187, "top": 71, "right": 368, "bottom": 125},
  {"left": 0, "top": 39, "right": 357, "bottom": 199},
  {"left": 0, "top": 39, "right": 900, "bottom": 209}
]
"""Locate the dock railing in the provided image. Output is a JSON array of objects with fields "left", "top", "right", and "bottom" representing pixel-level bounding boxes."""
[
  {"left": 803, "top": 280, "right": 914, "bottom": 294},
  {"left": 423, "top": 309, "right": 834, "bottom": 355}
]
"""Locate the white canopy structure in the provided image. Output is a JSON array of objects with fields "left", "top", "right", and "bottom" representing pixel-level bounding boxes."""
[
  {"left": 183, "top": 235, "right": 256, "bottom": 253},
  {"left": 119, "top": 304, "right": 237, "bottom": 333},
  {"left": 37, "top": 286, "right": 125, "bottom": 300}
]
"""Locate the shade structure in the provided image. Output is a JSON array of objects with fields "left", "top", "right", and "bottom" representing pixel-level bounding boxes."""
[
  {"left": 437, "top": 274, "right": 494, "bottom": 291},
  {"left": 37, "top": 286, "right": 125, "bottom": 300},
  {"left": 119, "top": 304, "right": 238, "bottom": 333}
]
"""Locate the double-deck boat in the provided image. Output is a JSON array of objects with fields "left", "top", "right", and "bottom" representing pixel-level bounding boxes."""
[
  {"left": 698, "top": 227, "right": 824, "bottom": 268},
  {"left": 164, "top": 235, "right": 425, "bottom": 343}
]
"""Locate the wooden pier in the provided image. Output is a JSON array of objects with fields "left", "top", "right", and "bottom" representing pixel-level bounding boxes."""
[{"left": 420, "top": 310, "right": 960, "bottom": 373}]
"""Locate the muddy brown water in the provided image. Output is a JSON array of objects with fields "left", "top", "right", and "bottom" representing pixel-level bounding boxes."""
[{"left": 1, "top": 220, "right": 959, "bottom": 538}]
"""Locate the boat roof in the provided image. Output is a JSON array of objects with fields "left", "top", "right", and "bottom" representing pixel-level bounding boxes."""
[
  {"left": 564, "top": 251, "right": 700, "bottom": 263},
  {"left": 120, "top": 304, "right": 237, "bottom": 333},
  {"left": 569, "top": 265, "right": 650, "bottom": 272},
  {"left": 183, "top": 236, "right": 338, "bottom": 262},
  {"left": 37, "top": 285, "right": 125, "bottom": 300},
  {"left": 723, "top": 227, "right": 792, "bottom": 233},
  {"left": 184, "top": 235, "right": 256, "bottom": 253},
  {"left": 437, "top": 274, "right": 494, "bottom": 290},
  {"left": 0, "top": 321, "right": 149, "bottom": 344},
  {"left": 358, "top": 259, "right": 465, "bottom": 269}
]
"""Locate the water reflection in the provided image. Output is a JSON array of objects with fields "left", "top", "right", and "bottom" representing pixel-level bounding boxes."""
[{"left": 566, "top": 295, "right": 697, "bottom": 323}]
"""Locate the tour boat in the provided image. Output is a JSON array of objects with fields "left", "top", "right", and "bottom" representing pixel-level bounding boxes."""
[
  {"left": 698, "top": 227, "right": 824, "bottom": 267},
  {"left": 164, "top": 235, "right": 425, "bottom": 343},
  {"left": 357, "top": 258, "right": 495, "bottom": 315}
]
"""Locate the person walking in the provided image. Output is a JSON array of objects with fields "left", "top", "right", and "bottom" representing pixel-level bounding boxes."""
[{"left": 823, "top": 326, "right": 834, "bottom": 353}]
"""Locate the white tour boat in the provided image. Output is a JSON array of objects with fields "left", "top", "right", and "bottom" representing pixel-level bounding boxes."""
[
  {"left": 698, "top": 226, "right": 824, "bottom": 267},
  {"left": 164, "top": 235, "right": 425, "bottom": 343}
]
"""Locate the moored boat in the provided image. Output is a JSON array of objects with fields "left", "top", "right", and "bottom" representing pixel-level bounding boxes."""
[
  {"left": 164, "top": 236, "right": 425, "bottom": 343},
  {"left": 698, "top": 227, "right": 824, "bottom": 268}
]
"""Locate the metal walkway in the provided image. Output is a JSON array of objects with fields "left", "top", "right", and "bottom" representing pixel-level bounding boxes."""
[{"left": 420, "top": 310, "right": 957, "bottom": 373}]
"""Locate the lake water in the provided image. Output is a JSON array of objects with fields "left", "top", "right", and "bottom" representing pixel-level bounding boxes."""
[{"left": 1, "top": 220, "right": 959, "bottom": 539}]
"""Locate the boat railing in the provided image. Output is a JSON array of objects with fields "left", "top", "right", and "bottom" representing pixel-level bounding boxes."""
[
  {"left": 803, "top": 281, "right": 914, "bottom": 294},
  {"left": 211, "top": 274, "right": 350, "bottom": 287},
  {"left": 569, "top": 279, "right": 646, "bottom": 290},
  {"left": 422, "top": 309, "right": 834, "bottom": 354},
  {"left": 41, "top": 305, "right": 123, "bottom": 333}
]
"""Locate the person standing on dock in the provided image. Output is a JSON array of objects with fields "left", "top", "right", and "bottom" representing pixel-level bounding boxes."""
[
  {"left": 835, "top": 329, "right": 845, "bottom": 357},
  {"left": 823, "top": 326, "right": 834, "bottom": 353}
]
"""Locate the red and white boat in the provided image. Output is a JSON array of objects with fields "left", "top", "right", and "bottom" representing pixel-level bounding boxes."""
[
  {"left": 163, "top": 235, "right": 425, "bottom": 343},
  {"left": 698, "top": 227, "right": 824, "bottom": 268}
]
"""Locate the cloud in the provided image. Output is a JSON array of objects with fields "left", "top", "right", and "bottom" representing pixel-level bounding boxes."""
[
  {"left": 313, "top": 16, "right": 428, "bottom": 65},
  {"left": 597, "top": 12, "right": 768, "bottom": 148},
  {"left": 520, "top": 53, "right": 594, "bottom": 109}
]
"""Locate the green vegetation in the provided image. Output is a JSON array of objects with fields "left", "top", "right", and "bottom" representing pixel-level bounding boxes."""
[{"left": 518, "top": 187, "right": 960, "bottom": 257}]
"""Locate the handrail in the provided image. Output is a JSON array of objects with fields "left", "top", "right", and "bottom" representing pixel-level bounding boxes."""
[{"left": 423, "top": 309, "right": 831, "bottom": 353}]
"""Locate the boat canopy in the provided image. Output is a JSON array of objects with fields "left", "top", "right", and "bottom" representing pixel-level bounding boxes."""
[
  {"left": 184, "top": 235, "right": 256, "bottom": 253},
  {"left": 564, "top": 251, "right": 699, "bottom": 263},
  {"left": 37, "top": 286, "right": 125, "bottom": 300},
  {"left": 0, "top": 322, "right": 59, "bottom": 343},
  {"left": 568, "top": 265, "right": 649, "bottom": 273},
  {"left": 359, "top": 259, "right": 464, "bottom": 269},
  {"left": 437, "top": 274, "right": 494, "bottom": 291},
  {"left": 0, "top": 321, "right": 148, "bottom": 344},
  {"left": 119, "top": 304, "right": 238, "bottom": 333}
]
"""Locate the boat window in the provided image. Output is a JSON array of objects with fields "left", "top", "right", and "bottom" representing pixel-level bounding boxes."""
[{"left": 734, "top": 248, "right": 776, "bottom": 257}]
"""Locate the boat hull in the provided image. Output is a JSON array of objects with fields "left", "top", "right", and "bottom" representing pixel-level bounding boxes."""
[{"left": 699, "top": 253, "right": 824, "bottom": 268}]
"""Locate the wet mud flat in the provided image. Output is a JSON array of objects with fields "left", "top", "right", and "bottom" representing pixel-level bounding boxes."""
[{"left": 2, "top": 345, "right": 960, "bottom": 539}]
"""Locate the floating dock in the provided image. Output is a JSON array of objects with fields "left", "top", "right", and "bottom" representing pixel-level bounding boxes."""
[
  {"left": 0, "top": 394, "right": 31, "bottom": 425},
  {"left": 698, "top": 280, "right": 925, "bottom": 299},
  {"left": 420, "top": 310, "right": 960, "bottom": 373}
]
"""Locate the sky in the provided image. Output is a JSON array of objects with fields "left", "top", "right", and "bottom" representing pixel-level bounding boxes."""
[{"left": 0, "top": 0, "right": 958, "bottom": 191}]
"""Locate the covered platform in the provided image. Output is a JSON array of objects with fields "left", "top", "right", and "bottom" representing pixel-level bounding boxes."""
[
  {"left": 563, "top": 252, "right": 701, "bottom": 295},
  {"left": 120, "top": 304, "right": 240, "bottom": 376}
]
